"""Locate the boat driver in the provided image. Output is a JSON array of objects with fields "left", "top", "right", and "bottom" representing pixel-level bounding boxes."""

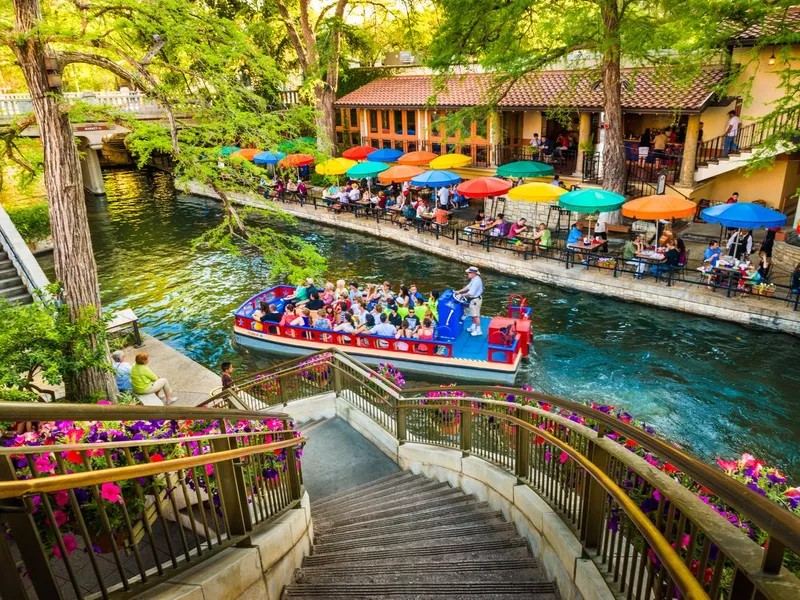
[{"left": 455, "top": 266, "right": 484, "bottom": 337}]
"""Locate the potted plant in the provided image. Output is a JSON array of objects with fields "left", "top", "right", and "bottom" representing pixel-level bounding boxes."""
[{"left": 597, "top": 257, "right": 617, "bottom": 270}]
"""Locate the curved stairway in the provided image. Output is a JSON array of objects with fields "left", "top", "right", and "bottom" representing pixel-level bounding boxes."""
[{"left": 283, "top": 471, "right": 558, "bottom": 599}]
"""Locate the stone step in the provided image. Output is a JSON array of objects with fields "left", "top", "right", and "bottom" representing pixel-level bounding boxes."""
[
  {"left": 2, "top": 292, "right": 32, "bottom": 305},
  {"left": 302, "top": 537, "right": 530, "bottom": 568},
  {"left": 293, "top": 567, "right": 545, "bottom": 586},
  {"left": 315, "top": 487, "right": 469, "bottom": 527},
  {"left": 297, "top": 417, "right": 330, "bottom": 435},
  {"left": 313, "top": 478, "right": 449, "bottom": 519},
  {"left": 0, "top": 284, "right": 27, "bottom": 299},
  {"left": 283, "top": 581, "right": 558, "bottom": 599},
  {"left": 296, "top": 558, "right": 540, "bottom": 580},
  {"left": 315, "top": 506, "right": 504, "bottom": 543},
  {"left": 314, "top": 528, "right": 522, "bottom": 556},
  {"left": 0, "top": 276, "right": 23, "bottom": 290},
  {"left": 311, "top": 471, "right": 416, "bottom": 509},
  {"left": 0, "top": 252, "right": 8, "bottom": 261}
]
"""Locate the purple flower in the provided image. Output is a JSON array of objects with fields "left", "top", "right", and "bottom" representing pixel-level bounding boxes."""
[
  {"left": 640, "top": 498, "right": 659, "bottom": 513},
  {"left": 747, "top": 482, "right": 766, "bottom": 497}
]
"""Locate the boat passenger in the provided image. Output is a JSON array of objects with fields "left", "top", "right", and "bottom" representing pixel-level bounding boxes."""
[
  {"left": 252, "top": 300, "right": 269, "bottom": 321},
  {"left": 306, "top": 291, "right": 324, "bottom": 310},
  {"left": 354, "top": 313, "right": 376, "bottom": 334},
  {"left": 290, "top": 308, "right": 311, "bottom": 327},
  {"left": 335, "top": 279, "right": 348, "bottom": 298},
  {"left": 351, "top": 297, "right": 364, "bottom": 318},
  {"left": 334, "top": 311, "right": 357, "bottom": 333},
  {"left": 348, "top": 281, "right": 361, "bottom": 303},
  {"left": 286, "top": 278, "right": 311, "bottom": 303},
  {"left": 372, "top": 313, "right": 397, "bottom": 337},
  {"left": 377, "top": 281, "right": 395, "bottom": 302},
  {"left": 324, "top": 304, "right": 336, "bottom": 322},
  {"left": 314, "top": 309, "right": 332, "bottom": 330},
  {"left": 395, "top": 319, "right": 414, "bottom": 339},
  {"left": 279, "top": 303, "right": 297, "bottom": 326},
  {"left": 262, "top": 303, "right": 282, "bottom": 323},
  {"left": 428, "top": 290, "right": 440, "bottom": 321},
  {"left": 388, "top": 304, "right": 403, "bottom": 327},
  {"left": 365, "top": 284, "right": 379, "bottom": 303},
  {"left": 405, "top": 312, "right": 420, "bottom": 331},
  {"left": 322, "top": 282, "right": 335, "bottom": 305},
  {"left": 415, "top": 318, "right": 435, "bottom": 340},
  {"left": 396, "top": 286, "right": 411, "bottom": 308},
  {"left": 408, "top": 284, "right": 425, "bottom": 306}
]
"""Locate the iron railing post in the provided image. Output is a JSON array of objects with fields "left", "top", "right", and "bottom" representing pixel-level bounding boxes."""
[
  {"left": 282, "top": 419, "right": 303, "bottom": 503},
  {"left": 580, "top": 439, "right": 610, "bottom": 550},
  {"left": 397, "top": 401, "right": 407, "bottom": 444},
  {"left": 332, "top": 360, "right": 343, "bottom": 395},
  {"left": 0, "top": 533, "right": 28, "bottom": 600},
  {"left": 279, "top": 372, "right": 289, "bottom": 405},
  {"left": 0, "top": 458, "right": 63, "bottom": 600},
  {"left": 459, "top": 399, "right": 471, "bottom": 455},
  {"left": 210, "top": 437, "right": 252, "bottom": 536},
  {"left": 515, "top": 408, "right": 531, "bottom": 482},
  {"left": 760, "top": 536, "right": 786, "bottom": 574}
]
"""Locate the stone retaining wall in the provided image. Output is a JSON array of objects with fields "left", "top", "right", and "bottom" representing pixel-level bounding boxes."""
[
  {"left": 138, "top": 493, "right": 313, "bottom": 600},
  {"left": 773, "top": 241, "right": 800, "bottom": 277},
  {"left": 184, "top": 181, "right": 800, "bottom": 336}
]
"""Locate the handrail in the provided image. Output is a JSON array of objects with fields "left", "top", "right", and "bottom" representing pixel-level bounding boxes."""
[
  {"left": 0, "top": 436, "right": 305, "bottom": 499},
  {"left": 0, "top": 201, "right": 49, "bottom": 294},
  {"left": 405, "top": 401, "right": 708, "bottom": 599},
  {"left": 402, "top": 385, "right": 800, "bottom": 557}
]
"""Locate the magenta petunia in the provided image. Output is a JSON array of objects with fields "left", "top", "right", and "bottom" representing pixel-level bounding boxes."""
[
  {"left": 54, "top": 490, "right": 69, "bottom": 507},
  {"left": 53, "top": 534, "right": 77, "bottom": 559},
  {"left": 100, "top": 482, "right": 123, "bottom": 503},
  {"left": 34, "top": 455, "right": 56, "bottom": 474}
]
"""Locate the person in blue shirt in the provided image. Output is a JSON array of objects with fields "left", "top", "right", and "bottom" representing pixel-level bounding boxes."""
[
  {"left": 703, "top": 240, "right": 722, "bottom": 266},
  {"left": 567, "top": 223, "right": 583, "bottom": 245},
  {"left": 111, "top": 351, "right": 133, "bottom": 392},
  {"left": 455, "top": 267, "right": 485, "bottom": 337}
]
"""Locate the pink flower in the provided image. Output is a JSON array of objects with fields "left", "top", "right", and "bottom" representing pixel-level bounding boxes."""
[
  {"left": 716, "top": 458, "right": 737, "bottom": 473},
  {"left": 100, "top": 482, "right": 123, "bottom": 504},
  {"left": 53, "top": 534, "right": 77, "bottom": 559},
  {"left": 96, "top": 399, "right": 112, "bottom": 405},
  {"left": 784, "top": 487, "right": 800, "bottom": 498},
  {"left": 34, "top": 455, "right": 56, "bottom": 474},
  {"left": 739, "top": 453, "right": 756, "bottom": 468},
  {"left": 558, "top": 452, "right": 569, "bottom": 464},
  {"left": 54, "top": 490, "right": 69, "bottom": 507},
  {"left": 51, "top": 509, "right": 68, "bottom": 527},
  {"left": 64, "top": 428, "right": 85, "bottom": 444},
  {"left": 205, "top": 464, "right": 214, "bottom": 477}
]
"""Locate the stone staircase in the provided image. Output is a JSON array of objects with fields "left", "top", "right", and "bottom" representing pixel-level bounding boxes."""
[
  {"left": 283, "top": 471, "right": 558, "bottom": 599},
  {"left": 0, "top": 249, "right": 31, "bottom": 304}
]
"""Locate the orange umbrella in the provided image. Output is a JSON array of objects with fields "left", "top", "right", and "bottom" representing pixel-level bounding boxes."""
[
  {"left": 279, "top": 153, "right": 315, "bottom": 168},
  {"left": 230, "top": 148, "right": 260, "bottom": 161},
  {"left": 398, "top": 151, "right": 438, "bottom": 166},
  {"left": 378, "top": 165, "right": 425, "bottom": 183},
  {"left": 621, "top": 195, "right": 697, "bottom": 220}
]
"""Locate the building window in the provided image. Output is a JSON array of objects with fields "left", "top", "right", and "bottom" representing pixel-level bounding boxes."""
[
  {"left": 350, "top": 109, "right": 358, "bottom": 129},
  {"left": 476, "top": 118, "right": 488, "bottom": 140},
  {"left": 431, "top": 142, "right": 442, "bottom": 154},
  {"left": 394, "top": 110, "right": 403, "bottom": 135},
  {"left": 370, "top": 138, "right": 380, "bottom": 148},
  {"left": 476, "top": 145, "right": 488, "bottom": 166},
  {"left": 407, "top": 141, "right": 417, "bottom": 152},
  {"left": 335, "top": 110, "right": 343, "bottom": 128},
  {"left": 336, "top": 131, "right": 345, "bottom": 145},
  {"left": 383, "top": 139, "right": 392, "bottom": 149},
  {"left": 431, "top": 112, "right": 442, "bottom": 137},
  {"left": 394, "top": 140, "right": 405, "bottom": 152},
  {"left": 406, "top": 110, "right": 416, "bottom": 135},
  {"left": 370, "top": 110, "right": 378, "bottom": 133},
  {"left": 445, "top": 143, "right": 456, "bottom": 154},
  {"left": 381, "top": 110, "right": 390, "bottom": 134}
]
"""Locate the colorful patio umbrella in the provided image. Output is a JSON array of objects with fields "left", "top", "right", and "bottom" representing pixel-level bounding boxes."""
[
  {"left": 377, "top": 165, "right": 424, "bottom": 183},
  {"left": 279, "top": 153, "right": 315, "bottom": 168},
  {"left": 621, "top": 195, "right": 696, "bottom": 220},
  {"left": 398, "top": 151, "right": 439, "bottom": 166},
  {"left": 456, "top": 177, "right": 512, "bottom": 198},
  {"left": 277, "top": 138, "right": 316, "bottom": 153},
  {"left": 430, "top": 154, "right": 472, "bottom": 169},
  {"left": 368, "top": 148, "right": 404, "bottom": 162},
  {"left": 220, "top": 146, "right": 240, "bottom": 157},
  {"left": 559, "top": 189, "right": 626, "bottom": 213},
  {"left": 342, "top": 145, "right": 377, "bottom": 160},
  {"left": 230, "top": 148, "right": 260, "bottom": 161},
  {"left": 496, "top": 161, "right": 554, "bottom": 178},
  {"left": 700, "top": 202, "right": 787, "bottom": 229},
  {"left": 410, "top": 170, "right": 462, "bottom": 188},
  {"left": 316, "top": 157, "right": 357, "bottom": 176},
  {"left": 253, "top": 151, "right": 286, "bottom": 165},
  {"left": 346, "top": 161, "right": 390, "bottom": 179},
  {"left": 507, "top": 182, "right": 568, "bottom": 202}
]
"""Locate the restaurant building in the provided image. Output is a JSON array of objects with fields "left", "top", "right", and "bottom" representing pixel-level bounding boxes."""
[{"left": 334, "top": 13, "right": 800, "bottom": 216}]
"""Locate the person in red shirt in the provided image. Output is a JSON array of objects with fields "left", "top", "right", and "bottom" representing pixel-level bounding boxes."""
[
  {"left": 726, "top": 192, "right": 739, "bottom": 204},
  {"left": 508, "top": 218, "right": 529, "bottom": 240}
]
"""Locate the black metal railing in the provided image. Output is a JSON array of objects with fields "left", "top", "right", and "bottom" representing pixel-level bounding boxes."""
[{"left": 697, "top": 110, "right": 800, "bottom": 167}]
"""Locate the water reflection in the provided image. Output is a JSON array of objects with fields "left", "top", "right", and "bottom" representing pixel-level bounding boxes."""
[{"left": 40, "top": 168, "right": 800, "bottom": 479}]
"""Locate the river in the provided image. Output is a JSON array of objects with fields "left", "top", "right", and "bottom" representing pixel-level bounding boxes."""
[{"left": 38, "top": 168, "right": 800, "bottom": 479}]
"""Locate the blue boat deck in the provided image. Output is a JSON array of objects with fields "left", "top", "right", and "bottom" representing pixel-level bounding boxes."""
[{"left": 450, "top": 316, "right": 493, "bottom": 361}]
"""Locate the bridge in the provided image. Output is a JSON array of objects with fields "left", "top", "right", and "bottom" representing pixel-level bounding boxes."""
[{"left": 0, "top": 348, "right": 798, "bottom": 600}]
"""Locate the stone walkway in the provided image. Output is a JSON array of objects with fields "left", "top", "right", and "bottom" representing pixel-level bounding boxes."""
[{"left": 186, "top": 181, "right": 800, "bottom": 336}]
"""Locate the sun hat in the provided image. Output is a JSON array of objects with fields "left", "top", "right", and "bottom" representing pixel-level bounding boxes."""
[{"left": 466, "top": 266, "right": 480, "bottom": 274}]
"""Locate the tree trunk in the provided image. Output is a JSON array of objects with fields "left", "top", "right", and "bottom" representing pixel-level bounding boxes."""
[
  {"left": 314, "top": 85, "right": 337, "bottom": 154},
  {"left": 600, "top": 1, "right": 626, "bottom": 196},
  {"left": 11, "top": 0, "right": 117, "bottom": 400}
]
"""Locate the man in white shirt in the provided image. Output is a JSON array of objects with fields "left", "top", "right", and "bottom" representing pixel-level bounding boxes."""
[
  {"left": 402, "top": 180, "right": 411, "bottom": 193},
  {"left": 348, "top": 184, "right": 361, "bottom": 202},
  {"left": 723, "top": 110, "right": 742, "bottom": 157},
  {"left": 371, "top": 313, "right": 397, "bottom": 337},
  {"left": 437, "top": 185, "right": 450, "bottom": 209},
  {"left": 455, "top": 266, "right": 485, "bottom": 337}
]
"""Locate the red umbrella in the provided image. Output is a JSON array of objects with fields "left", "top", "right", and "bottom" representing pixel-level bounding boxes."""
[
  {"left": 457, "top": 177, "right": 513, "bottom": 198},
  {"left": 342, "top": 145, "right": 376, "bottom": 160},
  {"left": 279, "top": 154, "right": 315, "bottom": 168}
]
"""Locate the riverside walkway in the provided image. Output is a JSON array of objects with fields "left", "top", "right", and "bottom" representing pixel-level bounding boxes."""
[{"left": 186, "top": 181, "right": 800, "bottom": 336}]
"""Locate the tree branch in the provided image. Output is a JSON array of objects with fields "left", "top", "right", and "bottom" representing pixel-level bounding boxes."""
[
  {"left": 54, "top": 50, "right": 143, "bottom": 87},
  {"left": 275, "top": 0, "right": 309, "bottom": 72}
]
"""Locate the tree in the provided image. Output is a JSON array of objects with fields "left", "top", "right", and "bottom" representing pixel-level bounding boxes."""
[{"left": 427, "top": 0, "right": 721, "bottom": 195}]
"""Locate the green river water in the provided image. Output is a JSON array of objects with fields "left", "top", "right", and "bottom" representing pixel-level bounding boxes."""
[{"left": 38, "top": 169, "right": 800, "bottom": 479}]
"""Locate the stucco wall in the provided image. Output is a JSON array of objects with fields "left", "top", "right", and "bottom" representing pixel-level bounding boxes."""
[
  {"left": 691, "top": 157, "right": 800, "bottom": 210},
  {"left": 732, "top": 46, "right": 800, "bottom": 121}
]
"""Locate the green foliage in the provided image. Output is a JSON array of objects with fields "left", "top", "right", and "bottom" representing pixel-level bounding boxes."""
[
  {"left": 6, "top": 202, "right": 50, "bottom": 243},
  {"left": 0, "top": 388, "right": 39, "bottom": 403},
  {"left": 338, "top": 66, "right": 404, "bottom": 98},
  {"left": 0, "top": 288, "right": 110, "bottom": 394}
]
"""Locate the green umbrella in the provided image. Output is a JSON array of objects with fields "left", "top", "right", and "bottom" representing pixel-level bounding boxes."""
[
  {"left": 496, "top": 161, "right": 554, "bottom": 178},
  {"left": 220, "top": 146, "right": 240, "bottom": 157},
  {"left": 277, "top": 137, "right": 317, "bottom": 153},
  {"left": 558, "top": 189, "right": 626, "bottom": 213},
  {"left": 345, "top": 161, "right": 390, "bottom": 179}
]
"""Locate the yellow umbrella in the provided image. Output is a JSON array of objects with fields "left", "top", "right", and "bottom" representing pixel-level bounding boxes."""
[
  {"left": 429, "top": 153, "right": 472, "bottom": 169},
  {"left": 315, "top": 157, "right": 357, "bottom": 176},
  {"left": 507, "top": 182, "right": 568, "bottom": 202}
]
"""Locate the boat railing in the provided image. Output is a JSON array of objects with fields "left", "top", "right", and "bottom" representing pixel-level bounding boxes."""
[{"left": 203, "top": 351, "right": 800, "bottom": 599}]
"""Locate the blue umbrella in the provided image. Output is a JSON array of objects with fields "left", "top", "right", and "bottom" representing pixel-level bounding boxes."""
[
  {"left": 701, "top": 203, "right": 787, "bottom": 229},
  {"left": 367, "top": 148, "right": 404, "bottom": 162},
  {"left": 254, "top": 151, "right": 287, "bottom": 165},
  {"left": 410, "top": 170, "right": 462, "bottom": 188}
]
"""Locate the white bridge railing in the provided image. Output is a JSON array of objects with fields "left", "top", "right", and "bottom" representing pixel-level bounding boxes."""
[{"left": 0, "top": 90, "right": 165, "bottom": 120}]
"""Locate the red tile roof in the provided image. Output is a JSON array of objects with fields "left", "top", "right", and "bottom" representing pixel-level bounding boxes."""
[
  {"left": 728, "top": 7, "right": 800, "bottom": 44},
  {"left": 335, "top": 67, "right": 726, "bottom": 113}
]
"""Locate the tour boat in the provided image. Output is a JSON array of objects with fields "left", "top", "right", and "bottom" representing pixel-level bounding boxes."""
[{"left": 233, "top": 286, "right": 532, "bottom": 383}]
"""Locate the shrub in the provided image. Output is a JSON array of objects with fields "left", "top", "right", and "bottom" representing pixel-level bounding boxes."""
[{"left": 7, "top": 203, "right": 51, "bottom": 243}]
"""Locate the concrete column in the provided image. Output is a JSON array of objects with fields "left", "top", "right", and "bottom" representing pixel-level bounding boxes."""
[
  {"left": 679, "top": 114, "right": 701, "bottom": 188},
  {"left": 79, "top": 140, "right": 106, "bottom": 195},
  {"left": 575, "top": 112, "right": 592, "bottom": 175},
  {"left": 489, "top": 111, "right": 502, "bottom": 166}
]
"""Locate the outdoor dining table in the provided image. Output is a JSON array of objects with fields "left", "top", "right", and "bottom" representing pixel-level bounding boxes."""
[{"left": 567, "top": 240, "right": 608, "bottom": 268}]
